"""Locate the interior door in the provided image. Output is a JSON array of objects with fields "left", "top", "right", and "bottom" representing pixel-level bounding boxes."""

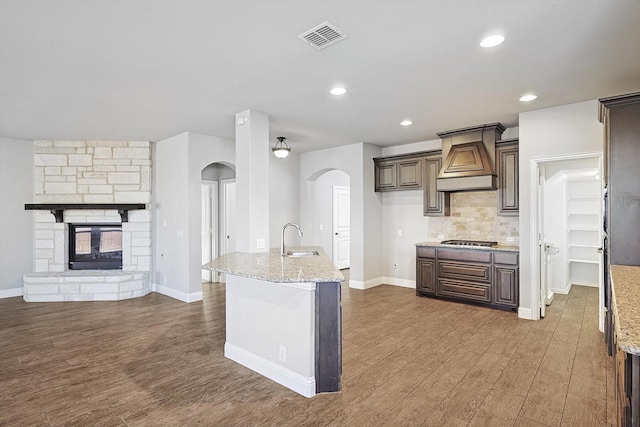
[
  {"left": 201, "top": 182, "right": 217, "bottom": 282},
  {"left": 332, "top": 186, "right": 350, "bottom": 269},
  {"left": 538, "top": 165, "right": 548, "bottom": 318}
]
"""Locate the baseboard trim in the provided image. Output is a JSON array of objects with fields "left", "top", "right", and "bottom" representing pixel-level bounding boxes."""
[
  {"left": 382, "top": 277, "right": 416, "bottom": 289},
  {"left": 0, "top": 287, "right": 23, "bottom": 299},
  {"left": 348, "top": 277, "right": 384, "bottom": 290},
  {"left": 152, "top": 283, "right": 203, "bottom": 303},
  {"left": 225, "top": 342, "right": 315, "bottom": 398},
  {"left": 518, "top": 307, "right": 534, "bottom": 320}
]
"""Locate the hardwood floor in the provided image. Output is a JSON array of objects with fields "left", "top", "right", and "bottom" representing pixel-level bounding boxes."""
[{"left": 0, "top": 278, "right": 613, "bottom": 426}]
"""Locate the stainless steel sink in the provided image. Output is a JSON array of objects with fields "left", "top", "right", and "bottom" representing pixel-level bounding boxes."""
[{"left": 286, "top": 250, "right": 319, "bottom": 257}]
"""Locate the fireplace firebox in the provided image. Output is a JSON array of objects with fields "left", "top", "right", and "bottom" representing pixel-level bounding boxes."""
[{"left": 69, "top": 223, "right": 123, "bottom": 270}]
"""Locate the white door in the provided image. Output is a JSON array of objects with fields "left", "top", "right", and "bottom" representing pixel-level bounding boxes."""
[
  {"left": 332, "top": 186, "right": 350, "bottom": 269},
  {"left": 201, "top": 181, "right": 217, "bottom": 282},
  {"left": 538, "top": 166, "right": 548, "bottom": 318}
]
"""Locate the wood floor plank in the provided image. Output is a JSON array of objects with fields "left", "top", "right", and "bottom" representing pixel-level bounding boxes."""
[
  {"left": 519, "top": 367, "right": 571, "bottom": 427},
  {"left": 560, "top": 392, "right": 607, "bottom": 426},
  {"left": 0, "top": 279, "right": 612, "bottom": 426}
]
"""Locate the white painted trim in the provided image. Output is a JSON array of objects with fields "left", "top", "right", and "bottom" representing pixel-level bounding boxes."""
[
  {"left": 518, "top": 307, "right": 534, "bottom": 320},
  {"left": 530, "top": 151, "right": 603, "bottom": 324},
  {"left": 348, "top": 276, "right": 384, "bottom": 290},
  {"left": 382, "top": 277, "right": 416, "bottom": 289},
  {"left": 0, "top": 287, "right": 23, "bottom": 299},
  {"left": 225, "top": 342, "right": 316, "bottom": 398},
  {"left": 152, "top": 283, "right": 203, "bottom": 303}
]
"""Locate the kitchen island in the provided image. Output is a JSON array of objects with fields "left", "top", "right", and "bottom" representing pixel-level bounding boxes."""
[
  {"left": 609, "top": 265, "right": 640, "bottom": 426},
  {"left": 202, "top": 247, "right": 344, "bottom": 398}
]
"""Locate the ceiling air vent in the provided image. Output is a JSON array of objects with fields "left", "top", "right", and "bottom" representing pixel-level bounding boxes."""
[{"left": 297, "top": 21, "right": 348, "bottom": 50}]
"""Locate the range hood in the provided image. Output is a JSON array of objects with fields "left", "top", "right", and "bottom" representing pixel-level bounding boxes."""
[{"left": 436, "top": 123, "right": 505, "bottom": 192}]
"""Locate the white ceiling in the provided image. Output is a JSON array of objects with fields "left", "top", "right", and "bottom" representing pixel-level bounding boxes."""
[{"left": 1, "top": 0, "right": 639, "bottom": 152}]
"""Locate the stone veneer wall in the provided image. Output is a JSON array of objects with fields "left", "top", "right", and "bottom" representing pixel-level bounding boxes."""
[
  {"left": 27, "top": 141, "right": 152, "bottom": 301},
  {"left": 428, "top": 191, "right": 520, "bottom": 244}
]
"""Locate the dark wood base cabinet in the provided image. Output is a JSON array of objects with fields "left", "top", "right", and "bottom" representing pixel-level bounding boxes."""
[{"left": 416, "top": 246, "right": 518, "bottom": 311}]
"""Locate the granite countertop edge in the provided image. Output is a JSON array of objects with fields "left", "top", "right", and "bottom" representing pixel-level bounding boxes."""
[
  {"left": 610, "top": 265, "right": 640, "bottom": 356},
  {"left": 202, "top": 246, "right": 344, "bottom": 283},
  {"left": 414, "top": 241, "right": 519, "bottom": 252}
]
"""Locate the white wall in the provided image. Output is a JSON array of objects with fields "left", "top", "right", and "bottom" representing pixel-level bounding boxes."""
[
  {"left": 154, "top": 132, "right": 235, "bottom": 302},
  {"left": 269, "top": 153, "right": 301, "bottom": 249},
  {"left": 300, "top": 143, "right": 383, "bottom": 288},
  {"left": 0, "top": 137, "right": 33, "bottom": 297},
  {"left": 519, "top": 100, "right": 603, "bottom": 319},
  {"left": 235, "top": 110, "right": 269, "bottom": 253}
]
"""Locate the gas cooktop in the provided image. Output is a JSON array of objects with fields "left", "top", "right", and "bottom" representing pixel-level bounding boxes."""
[{"left": 441, "top": 240, "right": 498, "bottom": 247}]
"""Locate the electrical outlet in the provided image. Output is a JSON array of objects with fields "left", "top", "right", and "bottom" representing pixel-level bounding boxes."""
[
  {"left": 256, "top": 238, "right": 265, "bottom": 249},
  {"left": 279, "top": 345, "right": 286, "bottom": 362},
  {"left": 397, "top": 229, "right": 403, "bottom": 237},
  {"left": 319, "top": 224, "right": 323, "bottom": 231},
  {"left": 506, "top": 237, "right": 515, "bottom": 242},
  {"left": 437, "top": 234, "right": 445, "bottom": 240}
]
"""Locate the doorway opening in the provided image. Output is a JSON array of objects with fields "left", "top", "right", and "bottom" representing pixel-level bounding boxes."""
[
  {"left": 533, "top": 153, "right": 603, "bottom": 330},
  {"left": 201, "top": 163, "right": 236, "bottom": 283},
  {"left": 308, "top": 169, "right": 351, "bottom": 270}
]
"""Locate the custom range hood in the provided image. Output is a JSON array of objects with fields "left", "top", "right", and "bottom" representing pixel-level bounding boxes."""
[{"left": 436, "top": 123, "right": 505, "bottom": 192}]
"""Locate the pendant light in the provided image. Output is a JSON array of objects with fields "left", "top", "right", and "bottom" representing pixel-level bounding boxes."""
[{"left": 272, "top": 136, "right": 291, "bottom": 158}]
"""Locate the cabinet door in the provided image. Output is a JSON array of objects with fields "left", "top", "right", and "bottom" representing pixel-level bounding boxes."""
[
  {"left": 496, "top": 142, "right": 519, "bottom": 216},
  {"left": 493, "top": 265, "right": 518, "bottom": 307},
  {"left": 375, "top": 161, "right": 397, "bottom": 191},
  {"left": 398, "top": 158, "right": 422, "bottom": 189},
  {"left": 416, "top": 258, "right": 436, "bottom": 295},
  {"left": 423, "top": 156, "right": 450, "bottom": 216}
]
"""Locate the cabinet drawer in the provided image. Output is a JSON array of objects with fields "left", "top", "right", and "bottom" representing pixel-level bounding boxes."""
[
  {"left": 437, "top": 279, "right": 491, "bottom": 303},
  {"left": 416, "top": 247, "right": 436, "bottom": 258},
  {"left": 438, "top": 261, "right": 491, "bottom": 283},
  {"left": 494, "top": 251, "right": 519, "bottom": 265},
  {"left": 437, "top": 248, "right": 492, "bottom": 263}
]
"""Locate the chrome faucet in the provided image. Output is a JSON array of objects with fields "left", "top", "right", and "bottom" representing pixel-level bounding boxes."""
[{"left": 281, "top": 223, "right": 303, "bottom": 256}]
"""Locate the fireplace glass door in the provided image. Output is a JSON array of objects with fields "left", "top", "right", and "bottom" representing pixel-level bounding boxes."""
[{"left": 69, "top": 224, "right": 123, "bottom": 270}]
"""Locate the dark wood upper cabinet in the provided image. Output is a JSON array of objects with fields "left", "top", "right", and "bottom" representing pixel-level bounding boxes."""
[
  {"left": 423, "top": 154, "right": 450, "bottom": 216},
  {"left": 495, "top": 139, "right": 519, "bottom": 216},
  {"left": 398, "top": 158, "right": 422, "bottom": 189},
  {"left": 374, "top": 160, "right": 397, "bottom": 191},
  {"left": 600, "top": 93, "right": 640, "bottom": 267},
  {"left": 374, "top": 154, "right": 422, "bottom": 192}
]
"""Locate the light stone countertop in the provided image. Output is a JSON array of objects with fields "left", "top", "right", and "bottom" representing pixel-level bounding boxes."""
[
  {"left": 414, "top": 241, "right": 520, "bottom": 252},
  {"left": 202, "top": 246, "right": 344, "bottom": 283},
  {"left": 610, "top": 265, "right": 640, "bottom": 356}
]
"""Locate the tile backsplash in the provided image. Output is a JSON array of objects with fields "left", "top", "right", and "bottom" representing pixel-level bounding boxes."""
[{"left": 428, "top": 191, "right": 519, "bottom": 244}]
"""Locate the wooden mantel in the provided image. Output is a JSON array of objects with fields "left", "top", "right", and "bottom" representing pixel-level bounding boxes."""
[{"left": 24, "top": 203, "right": 146, "bottom": 223}]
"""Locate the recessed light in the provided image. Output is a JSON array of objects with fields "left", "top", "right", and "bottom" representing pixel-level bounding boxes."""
[
  {"left": 480, "top": 34, "right": 505, "bottom": 48},
  {"left": 519, "top": 94, "right": 538, "bottom": 102},
  {"left": 400, "top": 120, "right": 413, "bottom": 126},
  {"left": 330, "top": 87, "right": 347, "bottom": 95}
]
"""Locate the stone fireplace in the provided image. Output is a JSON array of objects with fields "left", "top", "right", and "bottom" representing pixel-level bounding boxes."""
[{"left": 23, "top": 140, "right": 152, "bottom": 302}]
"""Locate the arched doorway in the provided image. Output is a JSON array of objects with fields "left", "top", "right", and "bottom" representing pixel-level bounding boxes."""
[
  {"left": 307, "top": 169, "right": 351, "bottom": 269},
  {"left": 201, "top": 162, "right": 236, "bottom": 282}
]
